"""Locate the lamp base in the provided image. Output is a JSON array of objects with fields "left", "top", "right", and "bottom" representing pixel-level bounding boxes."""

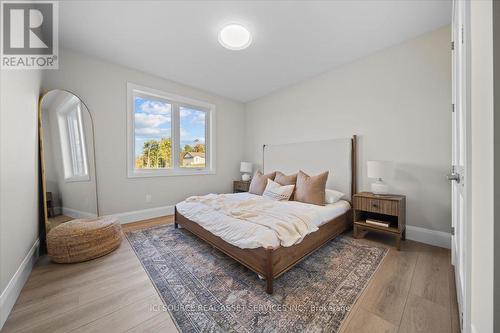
[
  {"left": 241, "top": 173, "right": 251, "bottom": 181},
  {"left": 371, "top": 180, "right": 389, "bottom": 195}
]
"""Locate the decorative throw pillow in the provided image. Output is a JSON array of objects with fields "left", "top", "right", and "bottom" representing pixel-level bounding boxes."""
[
  {"left": 248, "top": 171, "right": 276, "bottom": 195},
  {"left": 274, "top": 171, "right": 298, "bottom": 199},
  {"left": 294, "top": 170, "right": 329, "bottom": 206},
  {"left": 262, "top": 179, "right": 295, "bottom": 201},
  {"left": 325, "top": 189, "right": 345, "bottom": 204}
]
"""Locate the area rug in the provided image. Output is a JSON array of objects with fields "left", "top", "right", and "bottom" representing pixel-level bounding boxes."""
[{"left": 126, "top": 225, "right": 388, "bottom": 333}]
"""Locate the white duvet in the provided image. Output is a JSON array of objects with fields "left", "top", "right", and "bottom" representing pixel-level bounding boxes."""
[{"left": 176, "top": 192, "right": 350, "bottom": 249}]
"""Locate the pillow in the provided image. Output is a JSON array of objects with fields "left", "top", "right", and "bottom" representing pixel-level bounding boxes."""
[
  {"left": 248, "top": 171, "right": 276, "bottom": 195},
  {"left": 274, "top": 171, "right": 298, "bottom": 199},
  {"left": 294, "top": 170, "right": 329, "bottom": 206},
  {"left": 262, "top": 179, "right": 295, "bottom": 201},
  {"left": 325, "top": 189, "right": 345, "bottom": 204}
]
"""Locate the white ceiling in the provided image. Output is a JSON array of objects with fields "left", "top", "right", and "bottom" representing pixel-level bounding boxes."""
[{"left": 60, "top": 1, "right": 451, "bottom": 102}]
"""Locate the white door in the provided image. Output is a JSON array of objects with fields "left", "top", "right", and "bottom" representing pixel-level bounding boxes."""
[{"left": 450, "top": 0, "right": 470, "bottom": 330}]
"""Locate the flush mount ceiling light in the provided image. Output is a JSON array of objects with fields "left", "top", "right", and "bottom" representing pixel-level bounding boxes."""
[{"left": 218, "top": 24, "right": 252, "bottom": 50}]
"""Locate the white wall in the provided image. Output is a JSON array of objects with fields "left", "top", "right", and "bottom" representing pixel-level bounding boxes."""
[
  {"left": 42, "top": 108, "right": 62, "bottom": 208},
  {"left": 0, "top": 70, "right": 42, "bottom": 327},
  {"left": 43, "top": 49, "right": 245, "bottom": 216},
  {"left": 470, "top": 0, "right": 494, "bottom": 332},
  {"left": 494, "top": 1, "right": 500, "bottom": 329},
  {"left": 244, "top": 26, "right": 451, "bottom": 234}
]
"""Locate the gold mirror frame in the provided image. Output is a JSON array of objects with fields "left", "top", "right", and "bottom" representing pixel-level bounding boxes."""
[{"left": 38, "top": 89, "right": 100, "bottom": 235}]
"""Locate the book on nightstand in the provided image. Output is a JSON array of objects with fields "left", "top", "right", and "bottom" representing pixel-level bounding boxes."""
[{"left": 365, "top": 219, "right": 390, "bottom": 228}]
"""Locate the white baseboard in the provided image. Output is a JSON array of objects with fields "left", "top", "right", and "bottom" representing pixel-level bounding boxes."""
[
  {"left": 0, "top": 239, "right": 40, "bottom": 330},
  {"left": 406, "top": 225, "right": 451, "bottom": 249},
  {"left": 53, "top": 206, "right": 62, "bottom": 215},
  {"left": 111, "top": 205, "right": 175, "bottom": 224},
  {"left": 62, "top": 207, "right": 97, "bottom": 219}
]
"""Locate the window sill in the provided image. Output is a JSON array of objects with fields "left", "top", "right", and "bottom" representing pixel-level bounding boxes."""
[
  {"left": 127, "top": 169, "right": 216, "bottom": 178},
  {"left": 64, "top": 176, "right": 91, "bottom": 183}
]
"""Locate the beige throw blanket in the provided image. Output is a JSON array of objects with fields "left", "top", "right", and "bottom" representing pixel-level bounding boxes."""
[{"left": 185, "top": 194, "right": 318, "bottom": 247}]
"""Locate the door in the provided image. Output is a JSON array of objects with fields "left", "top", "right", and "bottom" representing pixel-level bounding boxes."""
[{"left": 450, "top": 0, "right": 470, "bottom": 330}]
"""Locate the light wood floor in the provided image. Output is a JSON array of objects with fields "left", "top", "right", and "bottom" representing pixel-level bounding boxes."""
[
  {"left": 3, "top": 216, "right": 460, "bottom": 333},
  {"left": 47, "top": 214, "right": 74, "bottom": 232}
]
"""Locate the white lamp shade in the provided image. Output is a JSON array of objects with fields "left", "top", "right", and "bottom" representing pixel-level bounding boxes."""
[
  {"left": 240, "top": 161, "right": 253, "bottom": 173},
  {"left": 367, "top": 160, "right": 394, "bottom": 179}
]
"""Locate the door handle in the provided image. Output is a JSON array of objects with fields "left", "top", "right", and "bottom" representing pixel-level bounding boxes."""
[{"left": 447, "top": 173, "right": 460, "bottom": 183}]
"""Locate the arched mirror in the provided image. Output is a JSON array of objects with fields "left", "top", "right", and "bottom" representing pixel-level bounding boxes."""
[{"left": 39, "top": 90, "right": 99, "bottom": 233}]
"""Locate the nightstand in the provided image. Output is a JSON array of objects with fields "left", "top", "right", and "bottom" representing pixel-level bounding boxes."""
[
  {"left": 353, "top": 192, "right": 406, "bottom": 250},
  {"left": 233, "top": 180, "right": 250, "bottom": 193}
]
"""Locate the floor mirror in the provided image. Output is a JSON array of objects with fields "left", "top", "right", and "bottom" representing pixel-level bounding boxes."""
[{"left": 39, "top": 90, "right": 99, "bottom": 233}]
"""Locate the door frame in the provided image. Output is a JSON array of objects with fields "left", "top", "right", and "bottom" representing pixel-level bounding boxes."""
[{"left": 451, "top": 0, "right": 472, "bottom": 331}]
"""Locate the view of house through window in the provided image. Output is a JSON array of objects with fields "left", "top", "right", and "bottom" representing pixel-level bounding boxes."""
[{"left": 179, "top": 107, "right": 206, "bottom": 168}]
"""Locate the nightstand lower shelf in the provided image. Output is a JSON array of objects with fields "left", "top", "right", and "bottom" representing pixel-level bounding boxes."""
[{"left": 353, "top": 220, "right": 406, "bottom": 250}]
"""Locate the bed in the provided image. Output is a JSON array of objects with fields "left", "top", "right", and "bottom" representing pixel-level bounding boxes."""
[{"left": 174, "top": 135, "right": 357, "bottom": 294}]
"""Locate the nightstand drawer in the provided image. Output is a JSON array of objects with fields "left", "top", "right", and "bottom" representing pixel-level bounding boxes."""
[
  {"left": 233, "top": 181, "right": 250, "bottom": 192},
  {"left": 354, "top": 197, "right": 399, "bottom": 216}
]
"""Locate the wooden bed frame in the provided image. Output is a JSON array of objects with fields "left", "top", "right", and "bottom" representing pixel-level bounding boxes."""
[{"left": 175, "top": 135, "right": 357, "bottom": 294}]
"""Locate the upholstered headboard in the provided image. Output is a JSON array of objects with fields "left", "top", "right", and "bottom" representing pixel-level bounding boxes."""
[{"left": 263, "top": 136, "right": 357, "bottom": 200}]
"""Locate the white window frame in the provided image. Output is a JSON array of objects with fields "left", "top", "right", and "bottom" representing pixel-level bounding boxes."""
[
  {"left": 57, "top": 102, "right": 90, "bottom": 182},
  {"left": 127, "top": 83, "right": 216, "bottom": 178}
]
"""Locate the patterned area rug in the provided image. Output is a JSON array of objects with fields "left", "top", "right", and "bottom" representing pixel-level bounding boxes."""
[{"left": 126, "top": 225, "right": 387, "bottom": 333}]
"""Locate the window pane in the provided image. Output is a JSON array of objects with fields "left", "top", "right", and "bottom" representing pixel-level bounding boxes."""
[
  {"left": 134, "top": 94, "right": 172, "bottom": 169},
  {"left": 60, "top": 104, "right": 89, "bottom": 180},
  {"left": 179, "top": 106, "right": 206, "bottom": 168}
]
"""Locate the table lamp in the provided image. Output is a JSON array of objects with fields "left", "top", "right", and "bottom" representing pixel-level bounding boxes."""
[
  {"left": 240, "top": 162, "right": 253, "bottom": 181},
  {"left": 367, "top": 160, "right": 394, "bottom": 195}
]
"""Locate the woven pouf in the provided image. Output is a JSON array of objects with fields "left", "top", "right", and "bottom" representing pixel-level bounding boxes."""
[{"left": 47, "top": 216, "right": 123, "bottom": 263}]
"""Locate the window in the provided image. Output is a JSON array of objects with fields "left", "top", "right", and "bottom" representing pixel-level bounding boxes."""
[
  {"left": 127, "top": 83, "right": 215, "bottom": 177},
  {"left": 179, "top": 107, "right": 207, "bottom": 169},
  {"left": 132, "top": 94, "right": 173, "bottom": 169},
  {"left": 57, "top": 101, "right": 90, "bottom": 182}
]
